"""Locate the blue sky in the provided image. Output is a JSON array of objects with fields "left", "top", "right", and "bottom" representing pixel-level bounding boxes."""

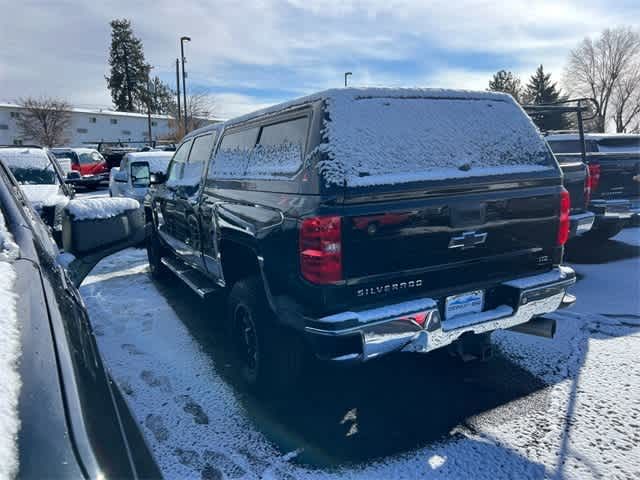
[{"left": 1, "top": 0, "right": 638, "bottom": 118}]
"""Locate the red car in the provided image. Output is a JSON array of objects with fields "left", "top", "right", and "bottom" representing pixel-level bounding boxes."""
[{"left": 51, "top": 147, "right": 109, "bottom": 189}]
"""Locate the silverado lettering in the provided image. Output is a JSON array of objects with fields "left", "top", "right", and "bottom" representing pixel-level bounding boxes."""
[{"left": 357, "top": 280, "right": 424, "bottom": 297}]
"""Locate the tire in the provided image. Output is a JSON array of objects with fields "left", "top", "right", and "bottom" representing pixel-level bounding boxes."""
[
  {"left": 228, "top": 275, "right": 304, "bottom": 392},
  {"left": 146, "top": 227, "right": 169, "bottom": 279},
  {"left": 584, "top": 221, "right": 624, "bottom": 241}
]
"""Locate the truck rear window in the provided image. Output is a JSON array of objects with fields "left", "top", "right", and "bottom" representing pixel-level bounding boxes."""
[{"left": 318, "top": 96, "right": 555, "bottom": 187}]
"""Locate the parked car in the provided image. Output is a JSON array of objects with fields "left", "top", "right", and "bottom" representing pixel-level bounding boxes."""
[
  {"left": 546, "top": 133, "right": 640, "bottom": 239},
  {"left": 145, "top": 88, "right": 577, "bottom": 392},
  {"left": 0, "top": 145, "right": 74, "bottom": 245},
  {"left": 109, "top": 151, "right": 173, "bottom": 202},
  {"left": 0, "top": 157, "right": 158, "bottom": 479},
  {"left": 51, "top": 147, "right": 110, "bottom": 189}
]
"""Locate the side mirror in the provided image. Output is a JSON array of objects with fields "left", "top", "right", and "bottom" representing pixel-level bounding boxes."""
[
  {"left": 114, "top": 170, "right": 129, "bottom": 183},
  {"left": 149, "top": 171, "right": 167, "bottom": 185},
  {"left": 60, "top": 198, "right": 145, "bottom": 285}
]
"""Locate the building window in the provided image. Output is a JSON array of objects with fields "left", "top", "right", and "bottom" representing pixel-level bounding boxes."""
[
  {"left": 77, "top": 128, "right": 88, "bottom": 134},
  {"left": 10, "top": 112, "right": 20, "bottom": 118},
  {"left": 110, "top": 119, "right": 118, "bottom": 125},
  {"left": 151, "top": 121, "right": 157, "bottom": 126},
  {"left": 122, "top": 130, "right": 131, "bottom": 135},
  {"left": 13, "top": 139, "right": 23, "bottom": 145},
  {"left": 0, "top": 124, "right": 8, "bottom": 130},
  {"left": 89, "top": 117, "right": 97, "bottom": 123}
]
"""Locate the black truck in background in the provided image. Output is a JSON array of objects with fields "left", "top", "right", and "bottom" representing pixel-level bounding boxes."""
[
  {"left": 546, "top": 133, "right": 640, "bottom": 239},
  {"left": 144, "top": 88, "right": 576, "bottom": 392}
]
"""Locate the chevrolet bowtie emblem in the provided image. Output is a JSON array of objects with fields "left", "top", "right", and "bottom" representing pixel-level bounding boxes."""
[{"left": 448, "top": 231, "right": 488, "bottom": 249}]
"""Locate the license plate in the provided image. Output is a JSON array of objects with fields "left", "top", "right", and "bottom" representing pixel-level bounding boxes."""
[{"left": 445, "top": 290, "right": 484, "bottom": 320}]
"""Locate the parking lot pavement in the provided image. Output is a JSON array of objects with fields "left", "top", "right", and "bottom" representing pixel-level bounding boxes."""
[{"left": 80, "top": 228, "right": 640, "bottom": 479}]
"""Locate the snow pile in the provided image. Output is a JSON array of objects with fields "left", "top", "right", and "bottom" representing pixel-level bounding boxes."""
[
  {"left": 0, "top": 211, "right": 21, "bottom": 479},
  {"left": 317, "top": 90, "right": 552, "bottom": 187},
  {"left": 66, "top": 197, "right": 140, "bottom": 220},
  {"left": 0, "top": 147, "right": 51, "bottom": 170}
]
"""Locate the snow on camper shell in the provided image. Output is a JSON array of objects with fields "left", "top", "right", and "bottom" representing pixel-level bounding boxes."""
[{"left": 211, "top": 88, "right": 555, "bottom": 188}]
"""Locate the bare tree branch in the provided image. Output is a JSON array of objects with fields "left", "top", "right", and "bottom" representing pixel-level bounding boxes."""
[
  {"left": 564, "top": 26, "right": 640, "bottom": 132},
  {"left": 15, "top": 97, "right": 72, "bottom": 147},
  {"left": 162, "top": 90, "right": 217, "bottom": 142}
]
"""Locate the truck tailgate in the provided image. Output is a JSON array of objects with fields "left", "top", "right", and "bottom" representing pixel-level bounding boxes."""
[
  {"left": 341, "top": 180, "right": 561, "bottom": 294},
  {"left": 588, "top": 153, "right": 640, "bottom": 201}
]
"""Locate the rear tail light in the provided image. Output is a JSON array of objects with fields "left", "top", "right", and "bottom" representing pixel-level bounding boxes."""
[
  {"left": 587, "top": 163, "right": 601, "bottom": 194},
  {"left": 583, "top": 165, "right": 592, "bottom": 207},
  {"left": 557, "top": 188, "right": 571, "bottom": 246},
  {"left": 71, "top": 163, "right": 80, "bottom": 172},
  {"left": 299, "top": 216, "right": 342, "bottom": 284}
]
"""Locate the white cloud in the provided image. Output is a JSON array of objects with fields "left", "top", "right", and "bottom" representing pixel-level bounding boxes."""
[{"left": 0, "top": 0, "right": 637, "bottom": 118}]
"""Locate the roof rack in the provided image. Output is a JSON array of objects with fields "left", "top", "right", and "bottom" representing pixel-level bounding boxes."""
[{"left": 523, "top": 98, "right": 598, "bottom": 164}]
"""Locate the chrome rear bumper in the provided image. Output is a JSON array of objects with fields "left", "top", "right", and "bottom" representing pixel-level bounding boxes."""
[
  {"left": 590, "top": 199, "right": 635, "bottom": 219},
  {"left": 569, "top": 211, "right": 595, "bottom": 237},
  {"left": 305, "top": 266, "right": 576, "bottom": 362}
]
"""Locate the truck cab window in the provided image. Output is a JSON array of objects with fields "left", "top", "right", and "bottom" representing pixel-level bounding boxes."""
[
  {"left": 183, "top": 133, "right": 216, "bottom": 187},
  {"left": 167, "top": 139, "right": 193, "bottom": 183}
]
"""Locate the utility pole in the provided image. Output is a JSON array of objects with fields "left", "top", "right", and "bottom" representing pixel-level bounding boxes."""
[
  {"left": 180, "top": 36, "right": 191, "bottom": 133},
  {"left": 344, "top": 71, "right": 352, "bottom": 87},
  {"left": 175, "top": 58, "right": 182, "bottom": 125},
  {"left": 146, "top": 66, "right": 154, "bottom": 146}
]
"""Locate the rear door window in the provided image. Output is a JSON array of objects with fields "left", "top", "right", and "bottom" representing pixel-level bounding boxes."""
[
  {"left": 246, "top": 116, "right": 308, "bottom": 179},
  {"left": 209, "top": 127, "right": 259, "bottom": 178}
]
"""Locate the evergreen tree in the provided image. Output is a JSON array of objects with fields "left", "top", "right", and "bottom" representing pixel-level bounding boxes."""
[
  {"left": 106, "top": 19, "right": 150, "bottom": 112},
  {"left": 488, "top": 70, "right": 522, "bottom": 102},
  {"left": 148, "top": 76, "right": 177, "bottom": 114},
  {"left": 524, "top": 65, "right": 571, "bottom": 131}
]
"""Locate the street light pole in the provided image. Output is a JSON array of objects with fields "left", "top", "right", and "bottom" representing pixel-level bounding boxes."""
[
  {"left": 344, "top": 71, "right": 352, "bottom": 87},
  {"left": 180, "top": 36, "right": 191, "bottom": 133},
  {"left": 175, "top": 58, "right": 182, "bottom": 125},
  {"left": 147, "top": 66, "right": 154, "bottom": 146}
]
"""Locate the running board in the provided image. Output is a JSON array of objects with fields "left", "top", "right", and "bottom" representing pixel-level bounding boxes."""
[{"left": 160, "top": 256, "right": 219, "bottom": 299}]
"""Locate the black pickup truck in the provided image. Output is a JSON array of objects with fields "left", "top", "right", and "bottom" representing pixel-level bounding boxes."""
[
  {"left": 546, "top": 133, "right": 640, "bottom": 239},
  {"left": 145, "top": 88, "right": 576, "bottom": 390}
]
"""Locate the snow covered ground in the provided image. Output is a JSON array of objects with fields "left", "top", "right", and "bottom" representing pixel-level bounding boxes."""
[{"left": 79, "top": 228, "right": 640, "bottom": 479}]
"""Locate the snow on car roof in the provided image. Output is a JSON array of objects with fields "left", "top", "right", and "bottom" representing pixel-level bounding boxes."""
[
  {"left": 0, "top": 208, "right": 20, "bottom": 479},
  {"left": 226, "top": 87, "right": 515, "bottom": 127},
  {"left": 125, "top": 151, "right": 173, "bottom": 173},
  {"left": 0, "top": 147, "right": 51, "bottom": 170}
]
